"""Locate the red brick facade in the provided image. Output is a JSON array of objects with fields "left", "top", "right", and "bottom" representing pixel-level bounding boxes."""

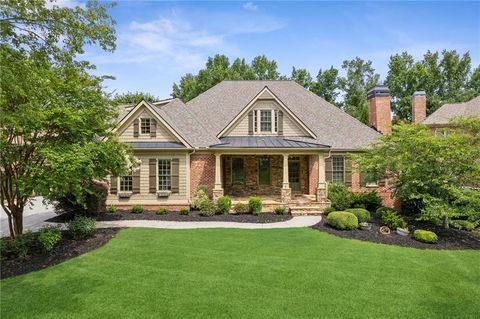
[
  {"left": 308, "top": 155, "right": 319, "bottom": 195},
  {"left": 412, "top": 93, "right": 427, "bottom": 124},
  {"left": 190, "top": 154, "right": 216, "bottom": 199},
  {"left": 368, "top": 95, "right": 391, "bottom": 135},
  {"left": 350, "top": 171, "right": 399, "bottom": 209}
]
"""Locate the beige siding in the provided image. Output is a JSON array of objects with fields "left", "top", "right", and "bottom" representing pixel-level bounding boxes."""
[
  {"left": 107, "top": 151, "right": 189, "bottom": 205},
  {"left": 118, "top": 108, "right": 180, "bottom": 142},
  {"left": 227, "top": 100, "right": 308, "bottom": 137}
]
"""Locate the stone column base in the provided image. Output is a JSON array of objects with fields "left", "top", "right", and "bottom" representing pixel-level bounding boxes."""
[
  {"left": 212, "top": 188, "right": 224, "bottom": 201},
  {"left": 281, "top": 188, "right": 292, "bottom": 204},
  {"left": 316, "top": 188, "right": 327, "bottom": 202}
]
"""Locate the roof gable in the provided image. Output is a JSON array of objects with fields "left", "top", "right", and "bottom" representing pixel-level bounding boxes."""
[{"left": 424, "top": 96, "right": 480, "bottom": 125}]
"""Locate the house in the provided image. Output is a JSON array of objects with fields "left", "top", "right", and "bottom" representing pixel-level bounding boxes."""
[
  {"left": 420, "top": 95, "right": 480, "bottom": 135},
  {"left": 107, "top": 81, "right": 396, "bottom": 212}
]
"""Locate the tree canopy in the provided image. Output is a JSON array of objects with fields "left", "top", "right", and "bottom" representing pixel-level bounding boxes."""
[
  {"left": 111, "top": 91, "right": 159, "bottom": 105},
  {"left": 0, "top": 0, "right": 131, "bottom": 237}
]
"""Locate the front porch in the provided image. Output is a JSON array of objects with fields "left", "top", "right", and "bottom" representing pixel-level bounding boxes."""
[{"left": 211, "top": 152, "right": 330, "bottom": 213}]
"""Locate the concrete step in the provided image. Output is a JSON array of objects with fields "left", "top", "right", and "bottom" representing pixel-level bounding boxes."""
[{"left": 289, "top": 201, "right": 330, "bottom": 216}]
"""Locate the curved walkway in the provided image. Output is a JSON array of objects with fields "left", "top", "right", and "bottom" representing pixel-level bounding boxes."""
[{"left": 96, "top": 215, "right": 322, "bottom": 230}]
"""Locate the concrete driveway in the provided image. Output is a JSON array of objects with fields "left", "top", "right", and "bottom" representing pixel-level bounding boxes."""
[{"left": 0, "top": 197, "right": 56, "bottom": 237}]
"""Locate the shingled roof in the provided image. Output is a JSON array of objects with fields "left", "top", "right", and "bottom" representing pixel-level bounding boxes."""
[
  {"left": 185, "top": 81, "right": 380, "bottom": 149},
  {"left": 423, "top": 96, "right": 480, "bottom": 125}
]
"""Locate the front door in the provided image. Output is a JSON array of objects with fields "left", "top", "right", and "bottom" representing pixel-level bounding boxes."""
[{"left": 288, "top": 158, "right": 301, "bottom": 193}]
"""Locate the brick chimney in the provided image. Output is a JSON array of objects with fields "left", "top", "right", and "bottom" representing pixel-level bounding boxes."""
[
  {"left": 367, "top": 85, "right": 391, "bottom": 134},
  {"left": 412, "top": 91, "right": 426, "bottom": 123}
]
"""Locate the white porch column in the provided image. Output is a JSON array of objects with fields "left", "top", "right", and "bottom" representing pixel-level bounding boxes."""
[
  {"left": 282, "top": 154, "right": 289, "bottom": 189},
  {"left": 281, "top": 154, "right": 291, "bottom": 203},
  {"left": 213, "top": 153, "right": 223, "bottom": 200},
  {"left": 317, "top": 153, "right": 327, "bottom": 201}
]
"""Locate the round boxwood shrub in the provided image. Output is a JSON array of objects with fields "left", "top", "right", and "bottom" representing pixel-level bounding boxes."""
[
  {"left": 326, "top": 211, "right": 359, "bottom": 230},
  {"left": 216, "top": 196, "right": 232, "bottom": 214},
  {"left": 67, "top": 216, "right": 96, "bottom": 240},
  {"left": 130, "top": 205, "right": 144, "bottom": 214},
  {"left": 180, "top": 208, "right": 190, "bottom": 215},
  {"left": 449, "top": 220, "right": 475, "bottom": 231},
  {"left": 233, "top": 203, "right": 249, "bottom": 214},
  {"left": 200, "top": 200, "right": 217, "bottom": 216},
  {"left": 107, "top": 206, "right": 117, "bottom": 214},
  {"left": 345, "top": 208, "right": 371, "bottom": 223},
  {"left": 248, "top": 196, "right": 262, "bottom": 216},
  {"left": 155, "top": 208, "right": 168, "bottom": 215},
  {"left": 274, "top": 206, "right": 286, "bottom": 215},
  {"left": 413, "top": 229, "right": 438, "bottom": 244}
]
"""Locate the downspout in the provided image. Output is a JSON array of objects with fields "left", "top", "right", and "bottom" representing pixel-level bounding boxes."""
[{"left": 187, "top": 148, "right": 196, "bottom": 205}]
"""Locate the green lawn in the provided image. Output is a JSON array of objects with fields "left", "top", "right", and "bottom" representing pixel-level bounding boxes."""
[{"left": 1, "top": 228, "right": 479, "bottom": 319}]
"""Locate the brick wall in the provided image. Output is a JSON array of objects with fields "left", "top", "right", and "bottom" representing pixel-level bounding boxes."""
[
  {"left": 368, "top": 95, "right": 391, "bottom": 134},
  {"left": 308, "top": 155, "right": 318, "bottom": 195},
  {"left": 190, "top": 154, "right": 215, "bottom": 199},
  {"left": 350, "top": 171, "right": 400, "bottom": 209}
]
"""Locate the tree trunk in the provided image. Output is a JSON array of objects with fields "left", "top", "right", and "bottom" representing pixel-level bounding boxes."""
[
  {"left": 11, "top": 205, "right": 25, "bottom": 237},
  {"left": 443, "top": 215, "right": 449, "bottom": 229}
]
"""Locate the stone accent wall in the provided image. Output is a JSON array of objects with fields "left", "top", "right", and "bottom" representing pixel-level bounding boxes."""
[
  {"left": 190, "top": 154, "right": 215, "bottom": 199},
  {"left": 350, "top": 171, "right": 399, "bottom": 209},
  {"left": 308, "top": 155, "right": 318, "bottom": 195}
]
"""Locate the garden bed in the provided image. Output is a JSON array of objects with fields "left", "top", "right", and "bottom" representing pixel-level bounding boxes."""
[
  {"left": 48, "top": 210, "right": 292, "bottom": 224},
  {"left": 311, "top": 216, "right": 480, "bottom": 250},
  {"left": 1, "top": 228, "right": 121, "bottom": 279}
]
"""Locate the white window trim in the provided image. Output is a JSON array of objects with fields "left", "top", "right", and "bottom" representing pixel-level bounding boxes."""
[
  {"left": 254, "top": 108, "right": 278, "bottom": 135},
  {"left": 140, "top": 117, "right": 152, "bottom": 136},
  {"left": 332, "top": 156, "right": 346, "bottom": 183},
  {"left": 118, "top": 175, "right": 133, "bottom": 192},
  {"left": 156, "top": 158, "right": 172, "bottom": 192}
]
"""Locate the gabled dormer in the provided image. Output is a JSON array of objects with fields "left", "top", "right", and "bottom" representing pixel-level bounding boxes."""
[{"left": 217, "top": 86, "right": 316, "bottom": 139}]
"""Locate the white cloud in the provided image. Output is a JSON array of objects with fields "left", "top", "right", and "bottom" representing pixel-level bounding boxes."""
[{"left": 243, "top": 2, "right": 258, "bottom": 11}]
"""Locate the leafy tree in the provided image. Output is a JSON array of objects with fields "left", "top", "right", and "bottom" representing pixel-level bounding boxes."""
[
  {"left": 112, "top": 91, "right": 158, "bottom": 105},
  {"left": 354, "top": 118, "right": 480, "bottom": 228},
  {"left": 290, "top": 67, "right": 312, "bottom": 88},
  {"left": 0, "top": 0, "right": 132, "bottom": 237},
  {"left": 310, "top": 67, "right": 340, "bottom": 105},
  {"left": 386, "top": 50, "right": 476, "bottom": 121},
  {"left": 338, "top": 57, "right": 380, "bottom": 124},
  {"left": 251, "top": 55, "right": 280, "bottom": 80}
]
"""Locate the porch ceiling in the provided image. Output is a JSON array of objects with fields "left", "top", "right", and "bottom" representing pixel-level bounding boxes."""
[{"left": 210, "top": 136, "right": 330, "bottom": 149}]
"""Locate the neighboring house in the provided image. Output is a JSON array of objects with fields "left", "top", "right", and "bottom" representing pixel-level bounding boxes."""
[
  {"left": 108, "top": 81, "right": 396, "bottom": 213},
  {"left": 421, "top": 95, "right": 480, "bottom": 135}
]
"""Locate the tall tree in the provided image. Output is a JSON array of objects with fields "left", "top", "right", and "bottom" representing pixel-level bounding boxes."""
[
  {"left": 338, "top": 57, "right": 380, "bottom": 123},
  {"left": 290, "top": 67, "right": 312, "bottom": 88},
  {"left": 386, "top": 50, "right": 476, "bottom": 121},
  {"left": 251, "top": 55, "right": 280, "bottom": 80},
  {"left": 310, "top": 67, "right": 340, "bottom": 105},
  {"left": 0, "top": 0, "right": 131, "bottom": 237},
  {"left": 112, "top": 91, "right": 159, "bottom": 105}
]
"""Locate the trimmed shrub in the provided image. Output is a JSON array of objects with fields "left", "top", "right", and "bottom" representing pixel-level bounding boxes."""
[
  {"left": 217, "top": 196, "right": 232, "bottom": 214},
  {"left": 192, "top": 186, "right": 209, "bottom": 210},
  {"left": 233, "top": 203, "right": 249, "bottom": 214},
  {"left": 130, "top": 205, "right": 144, "bottom": 214},
  {"left": 38, "top": 225, "right": 62, "bottom": 252},
  {"left": 0, "top": 232, "right": 36, "bottom": 259},
  {"left": 107, "top": 206, "right": 117, "bottom": 214},
  {"left": 328, "top": 183, "right": 354, "bottom": 211},
  {"left": 155, "top": 208, "right": 168, "bottom": 215},
  {"left": 351, "top": 191, "right": 382, "bottom": 213},
  {"left": 180, "top": 208, "right": 190, "bottom": 215},
  {"left": 326, "top": 211, "right": 359, "bottom": 230},
  {"left": 413, "top": 230, "right": 438, "bottom": 244},
  {"left": 381, "top": 210, "right": 407, "bottom": 230},
  {"left": 274, "top": 206, "right": 286, "bottom": 215},
  {"left": 449, "top": 220, "right": 475, "bottom": 231},
  {"left": 67, "top": 216, "right": 96, "bottom": 240},
  {"left": 200, "top": 200, "right": 217, "bottom": 216},
  {"left": 324, "top": 207, "right": 335, "bottom": 215},
  {"left": 249, "top": 196, "right": 262, "bottom": 215},
  {"left": 345, "top": 208, "right": 371, "bottom": 223}
]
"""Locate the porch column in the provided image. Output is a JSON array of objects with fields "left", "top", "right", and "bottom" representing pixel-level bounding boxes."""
[
  {"left": 213, "top": 153, "right": 224, "bottom": 200},
  {"left": 281, "top": 154, "right": 291, "bottom": 203},
  {"left": 317, "top": 153, "right": 327, "bottom": 202}
]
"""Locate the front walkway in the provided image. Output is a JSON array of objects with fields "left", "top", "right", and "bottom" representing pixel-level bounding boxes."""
[{"left": 96, "top": 215, "right": 322, "bottom": 229}]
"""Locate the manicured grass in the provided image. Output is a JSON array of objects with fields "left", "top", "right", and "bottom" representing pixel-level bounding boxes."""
[{"left": 1, "top": 228, "right": 479, "bottom": 318}]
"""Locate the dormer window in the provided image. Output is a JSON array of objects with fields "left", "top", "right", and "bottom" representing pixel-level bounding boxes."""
[
  {"left": 260, "top": 110, "right": 272, "bottom": 132},
  {"left": 140, "top": 118, "right": 151, "bottom": 135},
  {"left": 253, "top": 110, "right": 278, "bottom": 134}
]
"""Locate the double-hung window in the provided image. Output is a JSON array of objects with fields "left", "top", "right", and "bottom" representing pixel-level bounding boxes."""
[
  {"left": 332, "top": 156, "right": 345, "bottom": 183},
  {"left": 232, "top": 158, "right": 245, "bottom": 184},
  {"left": 140, "top": 118, "right": 151, "bottom": 135},
  {"left": 119, "top": 173, "right": 133, "bottom": 192},
  {"left": 158, "top": 159, "right": 171, "bottom": 190},
  {"left": 260, "top": 110, "right": 272, "bottom": 132}
]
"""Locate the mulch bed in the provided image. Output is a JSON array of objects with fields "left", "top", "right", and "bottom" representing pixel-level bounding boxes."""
[
  {"left": 1, "top": 228, "right": 121, "bottom": 279},
  {"left": 311, "top": 216, "right": 480, "bottom": 250},
  {"left": 47, "top": 210, "right": 293, "bottom": 224}
]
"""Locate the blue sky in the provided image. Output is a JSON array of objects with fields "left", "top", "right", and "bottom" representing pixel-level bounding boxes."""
[{"left": 76, "top": 1, "right": 480, "bottom": 98}]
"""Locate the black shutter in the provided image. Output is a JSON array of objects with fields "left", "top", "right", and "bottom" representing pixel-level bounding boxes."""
[
  {"left": 133, "top": 118, "right": 139, "bottom": 137},
  {"left": 345, "top": 157, "right": 352, "bottom": 187},
  {"left": 171, "top": 158, "right": 180, "bottom": 193},
  {"left": 248, "top": 111, "right": 254, "bottom": 135},
  {"left": 278, "top": 110, "right": 283, "bottom": 135},
  {"left": 325, "top": 157, "right": 333, "bottom": 183},
  {"left": 110, "top": 176, "right": 118, "bottom": 194},
  {"left": 150, "top": 119, "right": 157, "bottom": 138},
  {"left": 132, "top": 168, "right": 140, "bottom": 194},
  {"left": 149, "top": 159, "right": 157, "bottom": 193}
]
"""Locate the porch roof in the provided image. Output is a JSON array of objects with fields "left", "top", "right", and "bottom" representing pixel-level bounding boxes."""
[{"left": 209, "top": 136, "right": 330, "bottom": 149}]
